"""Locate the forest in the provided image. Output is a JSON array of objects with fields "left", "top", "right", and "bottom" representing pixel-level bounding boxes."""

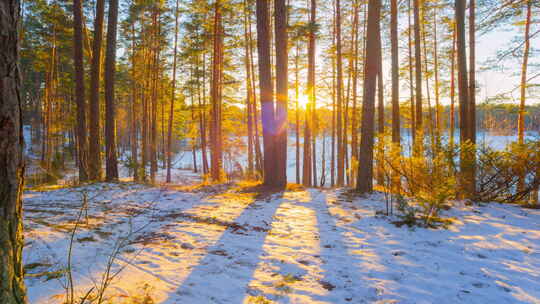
[{"left": 1, "top": 0, "right": 539, "bottom": 303}]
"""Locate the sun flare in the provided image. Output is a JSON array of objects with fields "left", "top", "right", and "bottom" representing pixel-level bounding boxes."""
[{"left": 297, "top": 93, "right": 310, "bottom": 109}]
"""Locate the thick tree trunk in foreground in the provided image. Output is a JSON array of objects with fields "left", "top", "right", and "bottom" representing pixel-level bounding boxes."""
[
  {"left": 0, "top": 0, "right": 27, "bottom": 301},
  {"left": 104, "top": 0, "right": 120, "bottom": 181},
  {"left": 356, "top": 0, "right": 380, "bottom": 194},
  {"left": 73, "top": 0, "right": 88, "bottom": 182},
  {"left": 256, "top": 0, "right": 277, "bottom": 186},
  {"left": 88, "top": 0, "right": 105, "bottom": 180}
]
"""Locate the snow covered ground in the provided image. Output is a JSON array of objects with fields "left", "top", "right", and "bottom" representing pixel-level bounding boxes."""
[{"left": 23, "top": 171, "right": 540, "bottom": 303}]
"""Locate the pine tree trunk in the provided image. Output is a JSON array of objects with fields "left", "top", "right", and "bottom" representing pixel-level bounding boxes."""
[
  {"left": 413, "top": 0, "right": 422, "bottom": 141},
  {"left": 295, "top": 44, "right": 301, "bottom": 184},
  {"left": 469, "top": 0, "right": 476, "bottom": 145},
  {"left": 130, "top": 22, "right": 139, "bottom": 181},
  {"left": 433, "top": 9, "right": 441, "bottom": 147},
  {"left": 356, "top": 0, "right": 380, "bottom": 194},
  {"left": 318, "top": 131, "right": 325, "bottom": 186},
  {"left": 167, "top": 0, "right": 180, "bottom": 183},
  {"left": 344, "top": 17, "right": 353, "bottom": 186},
  {"left": 456, "top": 0, "right": 474, "bottom": 197},
  {"left": 246, "top": 16, "right": 263, "bottom": 175},
  {"left": 350, "top": 0, "right": 360, "bottom": 186},
  {"left": 104, "top": 0, "right": 119, "bottom": 181},
  {"left": 421, "top": 16, "right": 435, "bottom": 151},
  {"left": 142, "top": 85, "right": 148, "bottom": 180},
  {"left": 150, "top": 10, "right": 160, "bottom": 182},
  {"left": 307, "top": 0, "right": 316, "bottom": 187},
  {"left": 390, "top": 0, "right": 400, "bottom": 191},
  {"left": 518, "top": 0, "right": 532, "bottom": 192},
  {"left": 450, "top": 27, "right": 456, "bottom": 150},
  {"left": 256, "top": 0, "right": 277, "bottom": 186},
  {"left": 73, "top": 0, "right": 88, "bottom": 182},
  {"left": 0, "top": 0, "right": 27, "bottom": 300},
  {"left": 330, "top": 11, "right": 336, "bottom": 187},
  {"left": 210, "top": 0, "right": 223, "bottom": 181},
  {"left": 468, "top": 0, "right": 477, "bottom": 194},
  {"left": 198, "top": 75, "right": 209, "bottom": 175},
  {"left": 518, "top": 0, "right": 531, "bottom": 144},
  {"left": 274, "top": 0, "right": 288, "bottom": 187},
  {"left": 200, "top": 52, "right": 209, "bottom": 175},
  {"left": 336, "top": 0, "right": 344, "bottom": 186},
  {"left": 376, "top": 24, "right": 384, "bottom": 186},
  {"left": 407, "top": 0, "right": 415, "bottom": 143},
  {"left": 244, "top": 0, "right": 255, "bottom": 178},
  {"left": 191, "top": 88, "right": 198, "bottom": 173},
  {"left": 89, "top": 0, "right": 105, "bottom": 180},
  {"left": 390, "top": 0, "right": 399, "bottom": 146},
  {"left": 303, "top": 105, "right": 312, "bottom": 186}
]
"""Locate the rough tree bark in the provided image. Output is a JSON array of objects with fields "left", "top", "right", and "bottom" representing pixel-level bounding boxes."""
[
  {"left": 356, "top": 0, "right": 380, "bottom": 194},
  {"left": 167, "top": 0, "right": 180, "bottom": 183},
  {"left": 210, "top": 0, "right": 223, "bottom": 181},
  {"left": 0, "top": 0, "right": 28, "bottom": 301},
  {"left": 130, "top": 21, "right": 139, "bottom": 181},
  {"left": 274, "top": 0, "right": 288, "bottom": 187},
  {"left": 243, "top": 0, "right": 255, "bottom": 178},
  {"left": 468, "top": 0, "right": 477, "bottom": 194},
  {"left": 104, "top": 0, "right": 120, "bottom": 181},
  {"left": 390, "top": 0, "right": 400, "bottom": 147},
  {"left": 413, "top": 0, "right": 422, "bottom": 142},
  {"left": 350, "top": 0, "right": 360, "bottom": 186},
  {"left": 89, "top": 0, "right": 105, "bottom": 180},
  {"left": 456, "top": 0, "right": 474, "bottom": 197},
  {"left": 336, "top": 0, "right": 344, "bottom": 186},
  {"left": 407, "top": 0, "right": 415, "bottom": 143},
  {"left": 73, "top": 0, "right": 88, "bottom": 182},
  {"left": 450, "top": 27, "right": 456, "bottom": 150},
  {"left": 303, "top": 0, "right": 316, "bottom": 187},
  {"left": 256, "top": 0, "right": 277, "bottom": 186},
  {"left": 469, "top": 0, "right": 476, "bottom": 145}
]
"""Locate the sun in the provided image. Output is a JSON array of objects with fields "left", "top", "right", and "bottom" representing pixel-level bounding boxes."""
[{"left": 297, "top": 93, "right": 310, "bottom": 109}]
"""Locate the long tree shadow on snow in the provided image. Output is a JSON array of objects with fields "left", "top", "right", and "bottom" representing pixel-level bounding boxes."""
[
  {"left": 310, "top": 190, "right": 377, "bottom": 303},
  {"left": 169, "top": 190, "right": 286, "bottom": 303},
  {"left": 314, "top": 191, "right": 540, "bottom": 303}
]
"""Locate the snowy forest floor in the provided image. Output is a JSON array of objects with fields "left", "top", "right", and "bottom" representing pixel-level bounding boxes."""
[{"left": 23, "top": 170, "right": 540, "bottom": 304}]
